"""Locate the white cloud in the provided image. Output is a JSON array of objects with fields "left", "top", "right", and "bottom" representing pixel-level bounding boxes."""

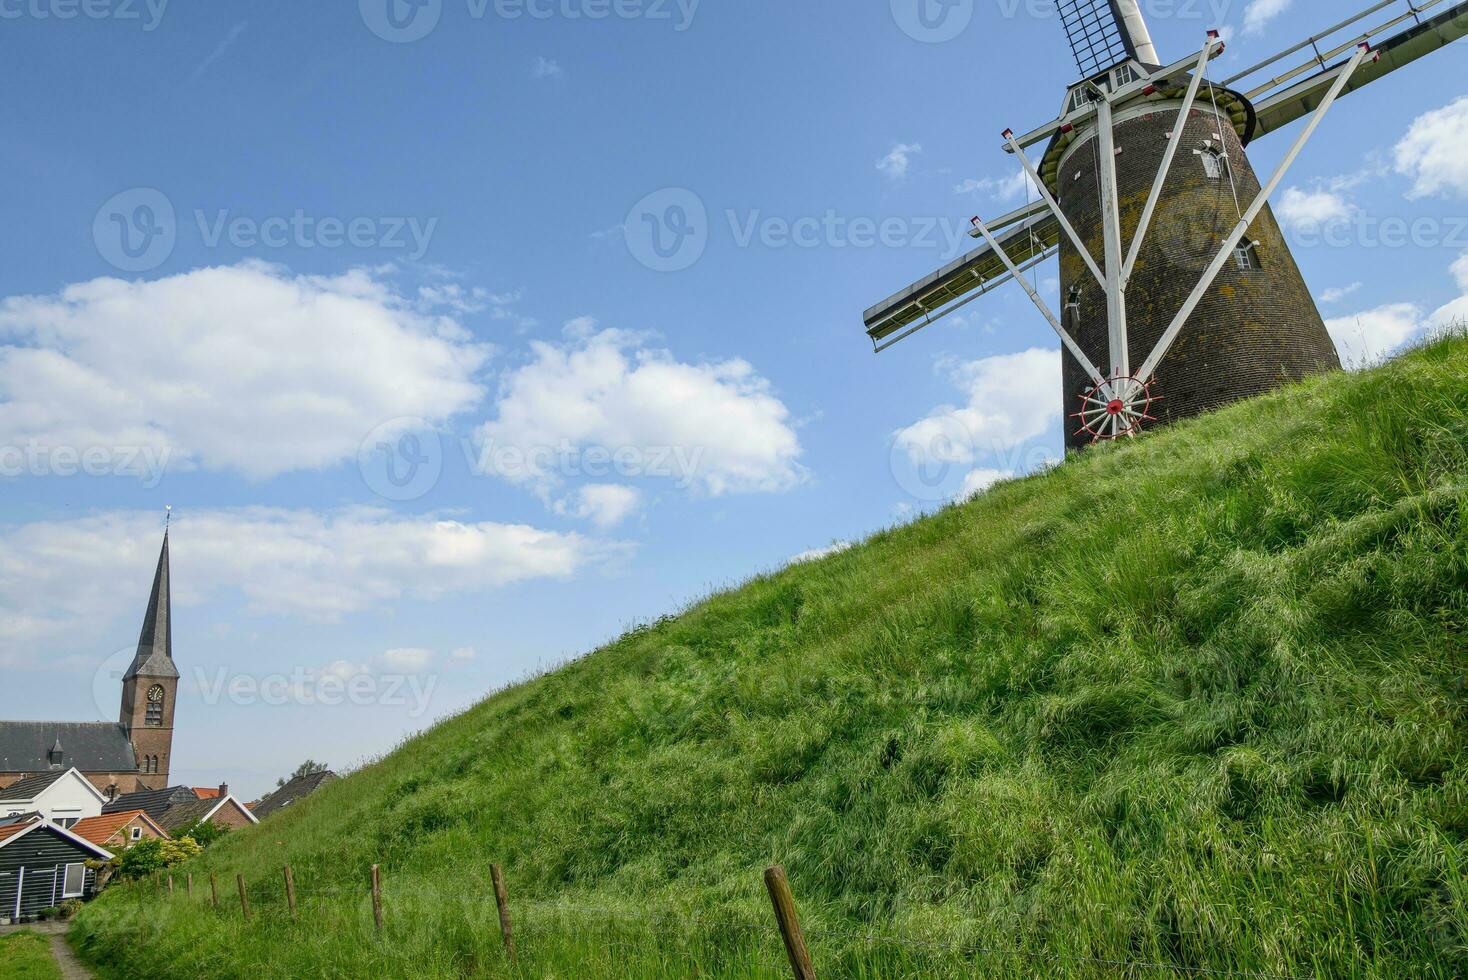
[
  {"left": 1277, "top": 187, "right": 1354, "bottom": 230},
  {"left": 1394, "top": 96, "right": 1468, "bottom": 199},
  {"left": 894, "top": 348, "right": 1060, "bottom": 467},
  {"left": 1429, "top": 252, "right": 1468, "bottom": 325},
  {"left": 956, "top": 171, "right": 1036, "bottom": 204},
  {"left": 450, "top": 646, "right": 477, "bottom": 662},
  {"left": 877, "top": 143, "right": 922, "bottom": 182},
  {"left": 0, "top": 508, "right": 615, "bottom": 667},
  {"left": 1318, "top": 282, "right": 1362, "bottom": 305},
  {"left": 1323, "top": 253, "right": 1468, "bottom": 368},
  {"left": 956, "top": 467, "right": 1012, "bottom": 500},
  {"left": 789, "top": 540, "right": 852, "bottom": 565},
  {"left": 1325, "top": 303, "right": 1425, "bottom": 369},
  {"left": 477, "top": 324, "right": 804, "bottom": 496},
  {"left": 1243, "top": 0, "right": 1292, "bottom": 34},
  {"left": 380, "top": 647, "right": 434, "bottom": 672},
  {"left": 558, "top": 484, "right": 642, "bottom": 529},
  {"left": 532, "top": 57, "right": 564, "bottom": 80},
  {"left": 0, "top": 262, "right": 489, "bottom": 480}
]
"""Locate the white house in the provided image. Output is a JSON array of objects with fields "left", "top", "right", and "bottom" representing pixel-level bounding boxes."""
[{"left": 0, "top": 768, "right": 106, "bottom": 828}]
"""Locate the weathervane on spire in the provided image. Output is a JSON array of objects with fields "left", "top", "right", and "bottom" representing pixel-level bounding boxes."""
[{"left": 164, "top": 505, "right": 172, "bottom": 532}]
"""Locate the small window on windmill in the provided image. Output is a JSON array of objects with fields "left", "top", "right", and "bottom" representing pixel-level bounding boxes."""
[
  {"left": 1199, "top": 142, "right": 1229, "bottom": 180},
  {"left": 1065, "top": 286, "right": 1083, "bottom": 309},
  {"left": 1234, "top": 241, "right": 1261, "bottom": 271}
]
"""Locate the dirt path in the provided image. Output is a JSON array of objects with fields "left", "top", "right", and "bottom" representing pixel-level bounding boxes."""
[
  {"left": 0, "top": 921, "right": 96, "bottom": 979},
  {"left": 48, "top": 928, "right": 95, "bottom": 980}
]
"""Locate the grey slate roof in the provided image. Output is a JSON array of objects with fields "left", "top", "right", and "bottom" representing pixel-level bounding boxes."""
[
  {"left": 0, "top": 769, "right": 71, "bottom": 801},
  {"left": 156, "top": 797, "right": 223, "bottom": 833},
  {"left": 253, "top": 770, "right": 337, "bottom": 820},
  {"left": 0, "top": 721, "right": 137, "bottom": 774},
  {"left": 125, "top": 531, "right": 178, "bottom": 680},
  {"left": 103, "top": 785, "right": 198, "bottom": 821}
]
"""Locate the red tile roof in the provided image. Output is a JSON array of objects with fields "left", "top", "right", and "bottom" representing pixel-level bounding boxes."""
[
  {"left": 70, "top": 809, "right": 168, "bottom": 847},
  {"left": 192, "top": 787, "right": 221, "bottom": 799},
  {"left": 0, "top": 817, "right": 41, "bottom": 844}
]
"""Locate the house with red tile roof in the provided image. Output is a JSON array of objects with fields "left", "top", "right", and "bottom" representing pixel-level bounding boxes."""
[{"left": 69, "top": 810, "right": 169, "bottom": 850}]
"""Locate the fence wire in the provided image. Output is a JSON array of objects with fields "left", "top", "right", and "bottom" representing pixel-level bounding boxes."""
[{"left": 132, "top": 870, "right": 1319, "bottom": 980}]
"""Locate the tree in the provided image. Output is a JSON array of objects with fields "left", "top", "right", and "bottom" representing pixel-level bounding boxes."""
[
  {"left": 277, "top": 759, "right": 329, "bottom": 788},
  {"left": 174, "top": 817, "right": 230, "bottom": 848}
]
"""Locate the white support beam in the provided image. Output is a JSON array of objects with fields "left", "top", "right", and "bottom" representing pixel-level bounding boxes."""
[
  {"left": 1122, "top": 38, "right": 1217, "bottom": 286},
  {"left": 1003, "top": 130, "right": 1105, "bottom": 288},
  {"left": 970, "top": 215, "right": 1110, "bottom": 391},
  {"left": 1095, "top": 95, "right": 1129, "bottom": 378},
  {"left": 1135, "top": 44, "right": 1374, "bottom": 386}
]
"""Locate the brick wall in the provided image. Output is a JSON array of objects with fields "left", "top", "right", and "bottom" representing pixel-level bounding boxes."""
[{"left": 1056, "top": 99, "right": 1339, "bottom": 450}]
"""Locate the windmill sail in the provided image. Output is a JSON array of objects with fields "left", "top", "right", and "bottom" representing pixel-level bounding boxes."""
[
  {"left": 1243, "top": 0, "right": 1468, "bottom": 137},
  {"left": 863, "top": 202, "right": 1060, "bottom": 350}
]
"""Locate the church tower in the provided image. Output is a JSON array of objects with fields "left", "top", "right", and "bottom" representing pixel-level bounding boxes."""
[{"left": 119, "top": 529, "right": 179, "bottom": 790}]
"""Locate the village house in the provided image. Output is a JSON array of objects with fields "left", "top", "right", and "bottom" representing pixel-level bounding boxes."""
[
  {"left": 69, "top": 810, "right": 169, "bottom": 851},
  {"left": 0, "top": 769, "right": 107, "bottom": 828},
  {"left": 0, "top": 817, "right": 112, "bottom": 923}
]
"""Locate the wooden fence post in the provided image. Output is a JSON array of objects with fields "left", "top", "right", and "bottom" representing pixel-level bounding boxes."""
[
  {"left": 167, "top": 875, "right": 174, "bottom": 895},
  {"left": 236, "top": 874, "right": 251, "bottom": 920},
  {"left": 764, "top": 866, "right": 817, "bottom": 980},
  {"left": 209, "top": 873, "right": 218, "bottom": 909},
  {"left": 490, "top": 864, "right": 516, "bottom": 963},
  {"left": 284, "top": 865, "right": 297, "bottom": 920},
  {"left": 370, "top": 864, "right": 384, "bottom": 934},
  {"left": 186, "top": 873, "right": 193, "bottom": 897}
]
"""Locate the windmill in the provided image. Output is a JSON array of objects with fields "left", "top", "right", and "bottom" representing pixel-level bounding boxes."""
[{"left": 864, "top": 0, "right": 1468, "bottom": 448}]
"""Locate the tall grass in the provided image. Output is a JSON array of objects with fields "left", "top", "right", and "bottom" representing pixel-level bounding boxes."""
[{"left": 72, "top": 334, "right": 1468, "bottom": 978}]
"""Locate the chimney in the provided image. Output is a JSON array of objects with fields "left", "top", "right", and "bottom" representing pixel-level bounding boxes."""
[{"left": 218, "top": 782, "right": 229, "bottom": 799}]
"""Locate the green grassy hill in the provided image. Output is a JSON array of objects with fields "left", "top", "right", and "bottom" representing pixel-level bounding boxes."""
[{"left": 73, "top": 335, "right": 1467, "bottom": 979}]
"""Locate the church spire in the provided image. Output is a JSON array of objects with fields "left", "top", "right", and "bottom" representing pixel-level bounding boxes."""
[{"left": 124, "top": 522, "right": 178, "bottom": 681}]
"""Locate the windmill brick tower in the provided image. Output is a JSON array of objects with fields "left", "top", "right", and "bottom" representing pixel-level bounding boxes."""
[{"left": 864, "top": 0, "right": 1468, "bottom": 448}]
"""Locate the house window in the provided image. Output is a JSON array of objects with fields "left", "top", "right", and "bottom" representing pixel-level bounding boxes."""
[
  {"left": 1234, "top": 242, "right": 1261, "bottom": 271},
  {"left": 131, "top": 826, "right": 143, "bottom": 842},
  {"left": 61, "top": 863, "right": 86, "bottom": 899},
  {"left": 1200, "top": 145, "right": 1229, "bottom": 180},
  {"left": 53, "top": 817, "right": 78, "bottom": 829}
]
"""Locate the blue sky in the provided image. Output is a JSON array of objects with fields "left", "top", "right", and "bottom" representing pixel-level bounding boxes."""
[{"left": 2, "top": 0, "right": 1465, "bottom": 800}]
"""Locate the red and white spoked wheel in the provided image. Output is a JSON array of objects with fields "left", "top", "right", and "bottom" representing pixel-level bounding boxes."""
[{"left": 1071, "top": 376, "right": 1157, "bottom": 442}]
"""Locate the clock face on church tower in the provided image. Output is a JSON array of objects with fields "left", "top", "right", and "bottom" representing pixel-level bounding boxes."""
[{"left": 147, "top": 685, "right": 164, "bottom": 703}]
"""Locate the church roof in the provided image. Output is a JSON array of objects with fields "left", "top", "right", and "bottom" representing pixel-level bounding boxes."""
[
  {"left": 124, "top": 531, "right": 178, "bottom": 681},
  {"left": 0, "top": 721, "right": 138, "bottom": 774}
]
